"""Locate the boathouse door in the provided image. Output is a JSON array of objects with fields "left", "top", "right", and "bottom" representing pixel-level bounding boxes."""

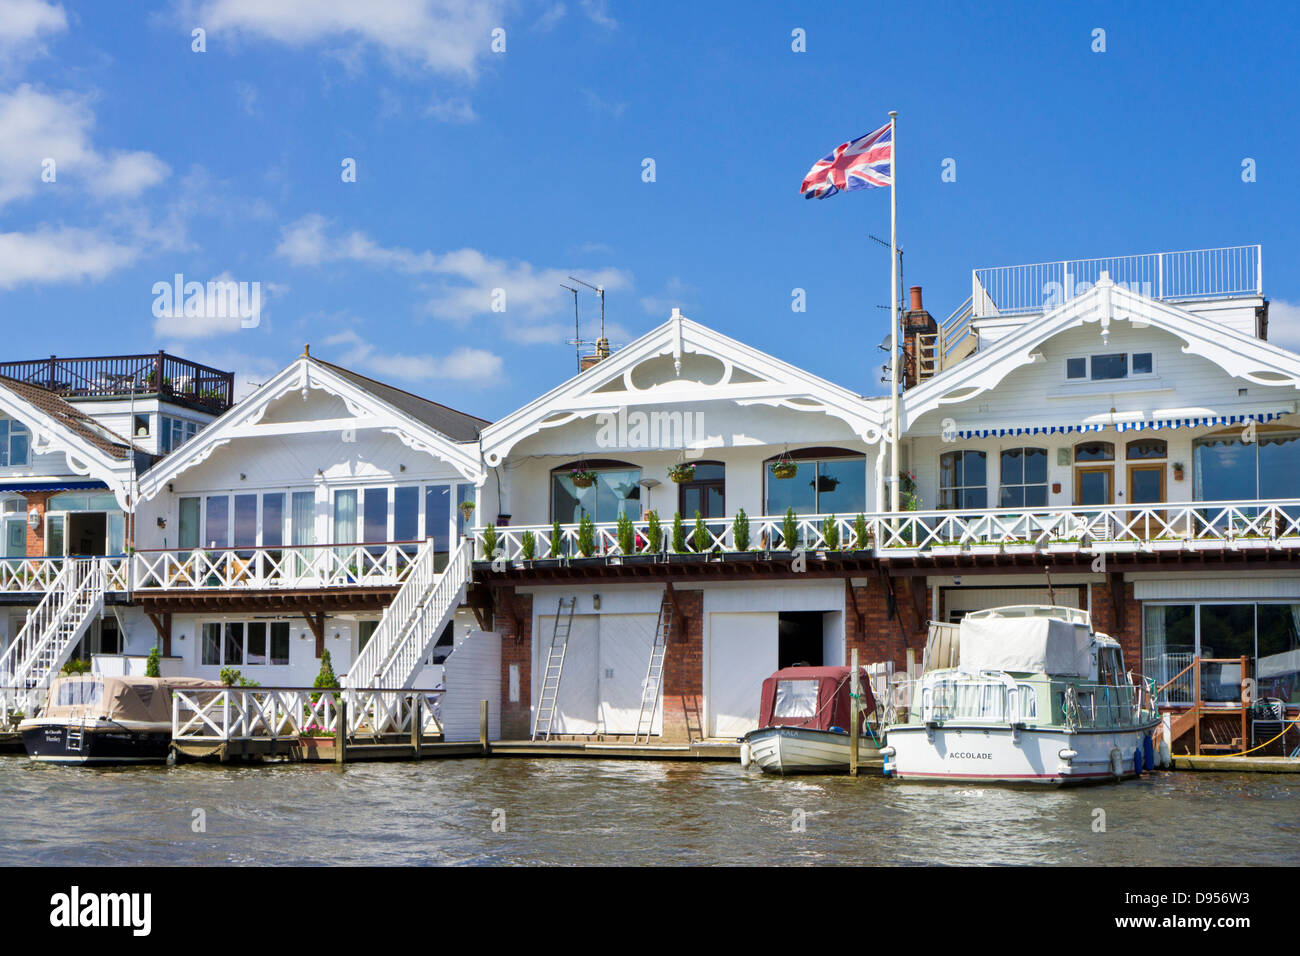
[{"left": 707, "top": 612, "right": 779, "bottom": 738}]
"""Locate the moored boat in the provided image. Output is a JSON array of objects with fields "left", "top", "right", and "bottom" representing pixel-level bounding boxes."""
[
  {"left": 882, "top": 606, "right": 1160, "bottom": 786},
  {"left": 20, "top": 674, "right": 217, "bottom": 765},
  {"left": 741, "top": 665, "right": 883, "bottom": 774}
]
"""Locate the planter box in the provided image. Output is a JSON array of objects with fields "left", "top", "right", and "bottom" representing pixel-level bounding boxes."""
[
  {"left": 570, "top": 556, "right": 607, "bottom": 567},
  {"left": 879, "top": 547, "right": 920, "bottom": 559},
  {"left": 967, "top": 543, "right": 1001, "bottom": 556},
  {"left": 1095, "top": 541, "right": 1139, "bottom": 554},
  {"left": 531, "top": 557, "right": 565, "bottom": 568},
  {"left": 929, "top": 545, "right": 964, "bottom": 557},
  {"left": 721, "top": 550, "right": 762, "bottom": 562},
  {"left": 1149, "top": 539, "right": 1187, "bottom": 552},
  {"left": 1046, "top": 542, "right": 1081, "bottom": 554},
  {"left": 621, "top": 554, "right": 660, "bottom": 566},
  {"left": 1002, "top": 543, "right": 1037, "bottom": 555},
  {"left": 667, "top": 553, "right": 709, "bottom": 564}
]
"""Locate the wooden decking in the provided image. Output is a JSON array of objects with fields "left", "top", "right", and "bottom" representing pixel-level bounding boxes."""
[{"left": 1173, "top": 755, "right": 1300, "bottom": 774}]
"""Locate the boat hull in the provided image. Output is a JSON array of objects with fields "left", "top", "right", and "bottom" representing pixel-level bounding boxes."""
[
  {"left": 19, "top": 718, "right": 172, "bottom": 766},
  {"left": 743, "top": 726, "right": 883, "bottom": 775},
  {"left": 884, "top": 722, "right": 1158, "bottom": 786}
]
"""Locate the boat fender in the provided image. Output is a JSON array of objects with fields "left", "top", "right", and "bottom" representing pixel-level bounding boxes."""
[
  {"left": 880, "top": 745, "right": 896, "bottom": 757},
  {"left": 1133, "top": 747, "right": 1143, "bottom": 777},
  {"left": 1158, "top": 731, "right": 1171, "bottom": 769},
  {"left": 739, "top": 741, "right": 751, "bottom": 768},
  {"left": 1109, "top": 748, "right": 1124, "bottom": 778},
  {"left": 1142, "top": 733, "right": 1155, "bottom": 772}
]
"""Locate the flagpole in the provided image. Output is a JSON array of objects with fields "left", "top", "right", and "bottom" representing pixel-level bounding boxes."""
[{"left": 888, "top": 110, "right": 900, "bottom": 514}]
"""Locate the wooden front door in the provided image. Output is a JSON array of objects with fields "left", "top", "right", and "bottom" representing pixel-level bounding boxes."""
[
  {"left": 1127, "top": 463, "right": 1167, "bottom": 534},
  {"left": 1074, "top": 466, "right": 1113, "bottom": 506}
]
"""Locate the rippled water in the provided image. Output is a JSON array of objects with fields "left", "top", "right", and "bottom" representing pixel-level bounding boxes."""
[{"left": 1, "top": 756, "right": 1297, "bottom": 866}]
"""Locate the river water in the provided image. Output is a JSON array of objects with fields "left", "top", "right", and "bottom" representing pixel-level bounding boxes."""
[{"left": 1, "top": 757, "right": 1296, "bottom": 866}]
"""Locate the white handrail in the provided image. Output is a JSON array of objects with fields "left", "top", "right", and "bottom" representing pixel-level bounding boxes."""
[{"left": 172, "top": 686, "right": 444, "bottom": 741}]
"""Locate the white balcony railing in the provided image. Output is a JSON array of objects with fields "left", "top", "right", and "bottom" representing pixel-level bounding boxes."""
[
  {"left": 171, "top": 686, "right": 443, "bottom": 742},
  {"left": 473, "top": 498, "right": 1300, "bottom": 562},
  {"left": 130, "top": 541, "right": 423, "bottom": 591},
  {"left": 973, "top": 245, "right": 1262, "bottom": 318}
]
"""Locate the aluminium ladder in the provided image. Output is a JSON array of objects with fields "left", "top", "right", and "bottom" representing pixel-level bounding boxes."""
[
  {"left": 532, "top": 597, "right": 577, "bottom": 741},
  {"left": 632, "top": 594, "right": 673, "bottom": 743}
]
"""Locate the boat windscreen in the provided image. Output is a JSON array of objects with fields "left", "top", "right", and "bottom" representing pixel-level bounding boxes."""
[
  {"left": 773, "top": 680, "right": 819, "bottom": 718},
  {"left": 55, "top": 680, "right": 103, "bottom": 708}
]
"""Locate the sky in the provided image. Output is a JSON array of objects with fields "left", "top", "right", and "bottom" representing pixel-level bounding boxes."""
[{"left": 2, "top": 0, "right": 1299, "bottom": 421}]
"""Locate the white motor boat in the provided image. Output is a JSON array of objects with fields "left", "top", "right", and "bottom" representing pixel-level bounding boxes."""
[{"left": 882, "top": 606, "right": 1160, "bottom": 785}]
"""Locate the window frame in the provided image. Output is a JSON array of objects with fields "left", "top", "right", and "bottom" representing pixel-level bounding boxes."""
[
  {"left": 761, "top": 448, "right": 867, "bottom": 516},
  {"left": 938, "top": 449, "right": 988, "bottom": 510},
  {"left": 1063, "top": 350, "right": 1157, "bottom": 384}
]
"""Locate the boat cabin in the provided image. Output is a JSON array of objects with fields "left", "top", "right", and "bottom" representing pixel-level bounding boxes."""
[{"left": 758, "top": 665, "right": 875, "bottom": 732}]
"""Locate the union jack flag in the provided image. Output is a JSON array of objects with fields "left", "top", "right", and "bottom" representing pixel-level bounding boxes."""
[{"left": 799, "top": 122, "right": 893, "bottom": 199}]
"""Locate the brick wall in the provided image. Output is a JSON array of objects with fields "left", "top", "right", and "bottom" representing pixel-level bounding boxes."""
[
  {"left": 496, "top": 590, "right": 533, "bottom": 739},
  {"left": 845, "top": 575, "right": 930, "bottom": 672},
  {"left": 23, "top": 492, "right": 51, "bottom": 556},
  {"left": 1090, "top": 579, "right": 1144, "bottom": 674},
  {"left": 661, "top": 589, "right": 703, "bottom": 743}
]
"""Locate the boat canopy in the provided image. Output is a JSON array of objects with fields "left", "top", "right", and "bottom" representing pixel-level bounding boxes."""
[
  {"left": 958, "top": 613, "right": 1092, "bottom": 678},
  {"left": 42, "top": 675, "right": 217, "bottom": 723},
  {"left": 757, "top": 666, "right": 875, "bottom": 731}
]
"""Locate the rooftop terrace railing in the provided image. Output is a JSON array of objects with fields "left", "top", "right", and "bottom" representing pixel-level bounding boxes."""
[
  {"left": 0, "top": 351, "right": 235, "bottom": 412},
  {"left": 972, "top": 245, "right": 1262, "bottom": 318}
]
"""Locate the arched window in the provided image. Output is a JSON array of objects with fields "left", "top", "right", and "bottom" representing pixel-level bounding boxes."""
[
  {"left": 1126, "top": 438, "right": 1167, "bottom": 460},
  {"left": 677, "top": 461, "right": 725, "bottom": 520},
  {"left": 1074, "top": 441, "right": 1114, "bottom": 462},
  {"left": 999, "top": 447, "right": 1047, "bottom": 507},
  {"left": 551, "top": 459, "right": 641, "bottom": 523},
  {"left": 763, "top": 447, "right": 866, "bottom": 515}
]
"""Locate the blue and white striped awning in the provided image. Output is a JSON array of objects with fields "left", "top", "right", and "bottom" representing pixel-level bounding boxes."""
[{"left": 954, "top": 410, "right": 1289, "bottom": 440}]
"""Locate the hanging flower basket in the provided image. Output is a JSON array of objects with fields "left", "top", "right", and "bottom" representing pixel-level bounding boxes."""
[
  {"left": 667, "top": 463, "right": 696, "bottom": 483},
  {"left": 458, "top": 501, "right": 476, "bottom": 520},
  {"left": 570, "top": 468, "right": 597, "bottom": 488},
  {"left": 770, "top": 458, "right": 799, "bottom": 480}
]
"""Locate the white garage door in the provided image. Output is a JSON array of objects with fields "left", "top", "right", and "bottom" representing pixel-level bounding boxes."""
[
  {"left": 536, "top": 613, "right": 599, "bottom": 734},
  {"left": 598, "top": 613, "right": 660, "bottom": 735},
  {"left": 945, "top": 587, "right": 1082, "bottom": 620},
  {"left": 707, "top": 611, "right": 778, "bottom": 738}
]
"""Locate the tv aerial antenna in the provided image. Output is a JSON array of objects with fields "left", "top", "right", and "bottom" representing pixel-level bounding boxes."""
[
  {"left": 569, "top": 275, "right": 623, "bottom": 355},
  {"left": 561, "top": 283, "right": 587, "bottom": 373}
]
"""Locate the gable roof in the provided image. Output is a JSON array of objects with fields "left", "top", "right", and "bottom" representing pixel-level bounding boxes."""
[
  {"left": 313, "top": 358, "right": 490, "bottom": 441},
  {"left": 479, "top": 309, "right": 887, "bottom": 466},
  {"left": 0, "top": 376, "right": 141, "bottom": 461},
  {"left": 901, "top": 275, "right": 1300, "bottom": 430},
  {"left": 136, "top": 352, "right": 484, "bottom": 499}
]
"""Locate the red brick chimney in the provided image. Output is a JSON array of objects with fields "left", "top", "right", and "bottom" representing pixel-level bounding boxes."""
[{"left": 901, "top": 286, "right": 937, "bottom": 389}]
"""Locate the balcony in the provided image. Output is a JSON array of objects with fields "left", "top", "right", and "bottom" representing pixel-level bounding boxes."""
[
  {"left": 972, "top": 244, "right": 1262, "bottom": 318},
  {"left": 0, "top": 351, "right": 235, "bottom": 413},
  {"left": 471, "top": 498, "right": 1300, "bottom": 565}
]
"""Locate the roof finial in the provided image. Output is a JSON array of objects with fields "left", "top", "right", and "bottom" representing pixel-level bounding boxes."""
[{"left": 303, "top": 343, "right": 310, "bottom": 357}]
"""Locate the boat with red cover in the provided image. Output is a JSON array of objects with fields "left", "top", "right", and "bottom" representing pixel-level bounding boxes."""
[{"left": 739, "top": 665, "right": 884, "bottom": 774}]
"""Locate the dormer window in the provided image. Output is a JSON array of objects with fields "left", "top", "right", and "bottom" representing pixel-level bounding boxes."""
[
  {"left": 0, "top": 419, "right": 30, "bottom": 467},
  {"left": 1065, "top": 351, "right": 1155, "bottom": 382}
]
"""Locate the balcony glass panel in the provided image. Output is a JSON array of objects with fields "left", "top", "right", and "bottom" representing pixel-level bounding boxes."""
[
  {"left": 425, "top": 484, "right": 450, "bottom": 553},
  {"left": 179, "top": 497, "right": 200, "bottom": 550},
  {"left": 204, "top": 496, "right": 228, "bottom": 549},
  {"left": 262, "top": 494, "right": 285, "bottom": 548},
  {"left": 1257, "top": 604, "right": 1300, "bottom": 704},
  {"left": 363, "top": 487, "right": 388, "bottom": 544},
  {"left": 233, "top": 495, "right": 257, "bottom": 549}
]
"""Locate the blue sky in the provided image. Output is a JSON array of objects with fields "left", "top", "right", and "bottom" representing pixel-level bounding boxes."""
[{"left": 2, "top": 0, "right": 1298, "bottom": 420}]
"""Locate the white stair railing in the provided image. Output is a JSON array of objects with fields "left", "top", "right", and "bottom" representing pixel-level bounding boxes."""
[
  {"left": 0, "top": 558, "right": 105, "bottom": 713},
  {"left": 343, "top": 539, "right": 472, "bottom": 689}
]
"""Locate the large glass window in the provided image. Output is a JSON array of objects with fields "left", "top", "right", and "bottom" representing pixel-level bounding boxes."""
[
  {"left": 262, "top": 494, "right": 285, "bottom": 548},
  {"left": 999, "top": 447, "right": 1047, "bottom": 508},
  {"left": 939, "top": 450, "right": 987, "bottom": 509},
  {"left": 204, "top": 495, "right": 228, "bottom": 549},
  {"left": 363, "top": 487, "right": 388, "bottom": 543},
  {"left": 1194, "top": 431, "right": 1300, "bottom": 502},
  {"left": 394, "top": 486, "right": 420, "bottom": 542},
  {"left": 552, "top": 465, "right": 641, "bottom": 523},
  {"left": 201, "top": 620, "right": 292, "bottom": 667},
  {"left": 233, "top": 495, "right": 258, "bottom": 549},
  {"left": 763, "top": 454, "right": 866, "bottom": 515},
  {"left": 1144, "top": 603, "right": 1300, "bottom": 705},
  {"left": 334, "top": 489, "right": 358, "bottom": 543},
  {"left": 425, "top": 484, "right": 450, "bottom": 550},
  {"left": 179, "top": 497, "right": 200, "bottom": 549},
  {"left": 0, "top": 419, "right": 30, "bottom": 467}
]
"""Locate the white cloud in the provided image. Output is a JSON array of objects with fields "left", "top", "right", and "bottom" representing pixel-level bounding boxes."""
[
  {"left": 0, "top": 0, "right": 66, "bottom": 64},
  {"left": 533, "top": 3, "right": 565, "bottom": 32},
  {"left": 1269, "top": 300, "right": 1300, "bottom": 353},
  {"left": 323, "top": 328, "right": 503, "bottom": 382},
  {"left": 0, "top": 225, "right": 138, "bottom": 288},
  {"left": 640, "top": 276, "right": 697, "bottom": 317},
  {"left": 582, "top": 88, "right": 626, "bottom": 118},
  {"left": 193, "top": 0, "right": 505, "bottom": 79},
  {"left": 425, "top": 95, "right": 476, "bottom": 123},
  {"left": 0, "top": 84, "right": 169, "bottom": 208},
  {"left": 275, "top": 215, "right": 633, "bottom": 340},
  {"left": 578, "top": 0, "right": 617, "bottom": 29}
]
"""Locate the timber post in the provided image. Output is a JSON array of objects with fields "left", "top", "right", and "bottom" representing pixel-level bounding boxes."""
[
  {"left": 411, "top": 696, "right": 422, "bottom": 758},
  {"left": 849, "top": 648, "right": 860, "bottom": 777},
  {"left": 480, "top": 699, "right": 489, "bottom": 754},
  {"left": 335, "top": 699, "right": 348, "bottom": 765}
]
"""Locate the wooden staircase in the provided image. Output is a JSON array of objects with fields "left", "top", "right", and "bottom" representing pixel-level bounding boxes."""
[{"left": 1160, "top": 656, "right": 1250, "bottom": 756}]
